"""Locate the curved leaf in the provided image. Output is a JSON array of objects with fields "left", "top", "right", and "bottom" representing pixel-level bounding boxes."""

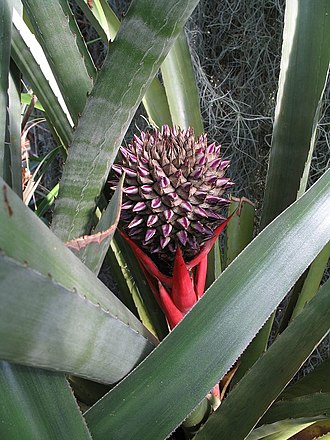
[
  {"left": 84, "top": 170, "right": 330, "bottom": 439},
  {"left": 11, "top": 10, "right": 73, "bottom": 147},
  {"left": 22, "top": 0, "right": 95, "bottom": 124},
  {"left": 0, "top": 0, "right": 12, "bottom": 175},
  {"left": 70, "top": 176, "right": 124, "bottom": 274},
  {"left": 195, "top": 279, "right": 330, "bottom": 440},
  {"left": 0, "top": 178, "right": 156, "bottom": 357},
  {"left": 0, "top": 363, "right": 92, "bottom": 440},
  {"left": 0, "top": 254, "right": 153, "bottom": 384},
  {"left": 247, "top": 418, "right": 325, "bottom": 440},
  {"left": 161, "top": 30, "right": 203, "bottom": 134},
  {"left": 261, "top": 1, "right": 330, "bottom": 227}
]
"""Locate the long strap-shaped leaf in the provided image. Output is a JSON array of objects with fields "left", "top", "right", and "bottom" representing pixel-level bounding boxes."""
[
  {"left": 195, "top": 278, "right": 330, "bottom": 439},
  {"left": 0, "top": 0, "right": 12, "bottom": 177},
  {"left": 239, "top": 0, "right": 330, "bottom": 380},
  {"left": 0, "top": 363, "right": 92, "bottom": 439},
  {"left": 0, "top": 254, "right": 152, "bottom": 384},
  {"left": 0, "top": 178, "right": 156, "bottom": 376},
  {"left": 75, "top": 0, "right": 172, "bottom": 128},
  {"left": 258, "top": 393, "right": 330, "bottom": 429},
  {"left": 161, "top": 30, "right": 203, "bottom": 135},
  {"left": 11, "top": 10, "right": 73, "bottom": 147},
  {"left": 261, "top": 0, "right": 330, "bottom": 227},
  {"left": 51, "top": 0, "right": 200, "bottom": 242},
  {"left": 84, "top": 170, "right": 330, "bottom": 439},
  {"left": 22, "top": 0, "right": 95, "bottom": 125}
]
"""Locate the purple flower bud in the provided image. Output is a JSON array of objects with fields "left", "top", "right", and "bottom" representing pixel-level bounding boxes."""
[
  {"left": 140, "top": 185, "right": 153, "bottom": 195},
  {"left": 191, "top": 168, "right": 203, "bottom": 179},
  {"left": 133, "top": 201, "right": 146, "bottom": 212},
  {"left": 177, "top": 217, "right": 190, "bottom": 229},
  {"left": 112, "top": 164, "right": 123, "bottom": 175},
  {"left": 177, "top": 230, "right": 188, "bottom": 246},
  {"left": 144, "top": 228, "right": 156, "bottom": 242},
  {"left": 160, "top": 236, "right": 171, "bottom": 249},
  {"left": 163, "top": 209, "right": 174, "bottom": 221},
  {"left": 206, "top": 142, "right": 216, "bottom": 154},
  {"left": 181, "top": 201, "right": 193, "bottom": 212},
  {"left": 220, "top": 160, "right": 230, "bottom": 170},
  {"left": 128, "top": 216, "right": 143, "bottom": 229},
  {"left": 162, "top": 224, "right": 172, "bottom": 237},
  {"left": 205, "top": 195, "right": 228, "bottom": 204},
  {"left": 195, "top": 207, "right": 208, "bottom": 218},
  {"left": 209, "top": 158, "right": 222, "bottom": 169},
  {"left": 133, "top": 134, "right": 143, "bottom": 146},
  {"left": 191, "top": 221, "right": 205, "bottom": 234},
  {"left": 122, "top": 201, "right": 134, "bottom": 210},
  {"left": 159, "top": 176, "right": 170, "bottom": 188},
  {"left": 151, "top": 197, "right": 162, "bottom": 209},
  {"left": 216, "top": 178, "right": 230, "bottom": 187},
  {"left": 124, "top": 186, "right": 139, "bottom": 195},
  {"left": 147, "top": 214, "right": 158, "bottom": 227},
  {"left": 137, "top": 166, "right": 150, "bottom": 177},
  {"left": 122, "top": 166, "right": 137, "bottom": 177}
]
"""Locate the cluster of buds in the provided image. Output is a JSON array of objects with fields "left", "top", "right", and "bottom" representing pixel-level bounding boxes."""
[{"left": 111, "top": 126, "right": 233, "bottom": 329}]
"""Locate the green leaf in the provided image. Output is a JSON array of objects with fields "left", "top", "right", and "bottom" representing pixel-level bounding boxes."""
[
  {"left": 258, "top": 393, "right": 330, "bottom": 428},
  {"left": 0, "top": 362, "right": 92, "bottom": 440},
  {"left": 35, "top": 183, "right": 59, "bottom": 218},
  {"left": 247, "top": 418, "right": 325, "bottom": 440},
  {"left": 0, "top": 177, "right": 156, "bottom": 377},
  {"left": 23, "top": 146, "right": 61, "bottom": 206},
  {"left": 22, "top": 0, "right": 95, "bottom": 124},
  {"left": 225, "top": 198, "right": 255, "bottom": 267},
  {"left": 0, "top": 253, "right": 153, "bottom": 384},
  {"left": 291, "top": 241, "right": 330, "bottom": 320},
  {"left": 142, "top": 76, "right": 173, "bottom": 128},
  {"left": 261, "top": 1, "right": 330, "bottom": 227},
  {"left": 75, "top": 0, "right": 120, "bottom": 42},
  {"left": 0, "top": 0, "right": 12, "bottom": 178},
  {"left": 278, "top": 358, "right": 330, "bottom": 400},
  {"left": 21, "top": 93, "right": 44, "bottom": 111},
  {"left": 114, "top": 233, "right": 169, "bottom": 340},
  {"left": 84, "top": 169, "right": 330, "bottom": 440},
  {"left": 51, "top": 0, "right": 200, "bottom": 242},
  {"left": 76, "top": 0, "right": 172, "bottom": 128},
  {"left": 161, "top": 30, "right": 203, "bottom": 134},
  {"left": 76, "top": 175, "right": 124, "bottom": 274},
  {"left": 246, "top": 1, "right": 330, "bottom": 375},
  {"left": 11, "top": 10, "right": 73, "bottom": 147},
  {"left": 195, "top": 279, "right": 330, "bottom": 440}
]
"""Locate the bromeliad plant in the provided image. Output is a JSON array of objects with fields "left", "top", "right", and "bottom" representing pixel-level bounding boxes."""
[{"left": 1, "top": 1, "right": 330, "bottom": 439}]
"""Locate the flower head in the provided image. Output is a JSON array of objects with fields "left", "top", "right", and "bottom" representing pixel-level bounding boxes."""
[{"left": 111, "top": 125, "right": 233, "bottom": 276}]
